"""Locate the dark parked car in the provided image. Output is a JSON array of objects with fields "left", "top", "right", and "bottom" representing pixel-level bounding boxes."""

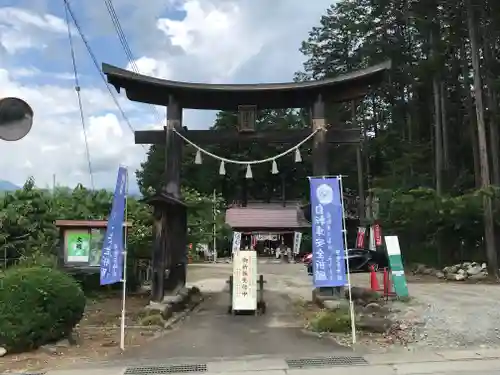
[{"left": 305, "top": 248, "right": 388, "bottom": 275}]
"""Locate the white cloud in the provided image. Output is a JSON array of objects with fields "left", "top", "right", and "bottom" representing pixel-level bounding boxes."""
[
  {"left": 156, "top": 1, "right": 266, "bottom": 79},
  {"left": 0, "top": 66, "right": 146, "bottom": 189},
  {"left": 126, "top": 57, "right": 172, "bottom": 79},
  {"left": 0, "top": 0, "right": 333, "bottom": 189},
  {"left": 0, "top": 7, "right": 69, "bottom": 54}
]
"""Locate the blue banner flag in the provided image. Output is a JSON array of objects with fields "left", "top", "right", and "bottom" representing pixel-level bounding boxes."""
[
  {"left": 100, "top": 166, "right": 127, "bottom": 285},
  {"left": 309, "top": 177, "right": 347, "bottom": 287}
]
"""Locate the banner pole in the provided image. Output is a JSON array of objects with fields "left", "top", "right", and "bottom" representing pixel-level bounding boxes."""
[
  {"left": 338, "top": 175, "right": 357, "bottom": 346},
  {"left": 120, "top": 167, "right": 129, "bottom": 351}
]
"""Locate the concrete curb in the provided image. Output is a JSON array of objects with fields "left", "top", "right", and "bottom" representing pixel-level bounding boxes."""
[
  {"left": 139, "top": 288, "right": 205, "bottom": 342},
  {"left": 163, "top": 292, "right": 204, "bottom": 329},
  {"left": 363, "top": 348, "right": 500, "bottom": 365},
  {"left": 31, "top": 349, "right": 500, "bottom": 375}
]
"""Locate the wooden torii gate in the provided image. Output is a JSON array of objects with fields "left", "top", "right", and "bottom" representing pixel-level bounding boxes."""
[{"left": 102, "top": 61, "right": 391, "bottom": 302}]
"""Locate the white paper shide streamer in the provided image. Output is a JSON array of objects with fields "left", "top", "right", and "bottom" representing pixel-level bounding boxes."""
[{"left": 173, "top": 127, "right": 320, "bottom": 178}]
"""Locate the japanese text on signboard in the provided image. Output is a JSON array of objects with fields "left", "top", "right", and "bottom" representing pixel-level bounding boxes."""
[{"left": 241, "top": 255, "right": 250, "bottom": 296}]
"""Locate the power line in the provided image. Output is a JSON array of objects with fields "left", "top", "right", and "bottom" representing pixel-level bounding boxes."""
[
  {"left": 102, "top": 0, "right": 164, "bottom": 126},
  {"left": 64, "top": 1, "right": 95, "bottom": 190},
  {"left": 62, "top": 0, "right": 146, "bottom": 151}
]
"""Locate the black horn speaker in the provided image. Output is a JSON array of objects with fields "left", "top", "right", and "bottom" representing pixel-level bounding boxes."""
[{"left": 0, "top": 97, "right": 34, "bottom": 141}]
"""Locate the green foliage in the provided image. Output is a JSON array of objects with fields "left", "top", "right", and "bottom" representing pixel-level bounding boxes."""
[
  {"left": 376, "top": 187, "right": 500, "bottom": 265},
  {"left": 296, "top": 0, "right": 500, "bottom": 193},
  {"left": 0, "top": 178, "right": 227, "bottom": 267},
  {"left": 309, "top": 309, "right": 351, "bottom": 333},
  {"left": 16, "top": 252, "right": 58, "bottom": 269},
  {"left": 0, "top": 267, "right": 86, "bottom": 352}
]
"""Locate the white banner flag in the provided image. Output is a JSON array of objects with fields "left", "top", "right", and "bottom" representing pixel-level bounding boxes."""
[
  {"left": 293, "top": 231, "right": 302, "bottom": 255},
  {"left": 369, "top": 225, "right": 376, "bottom": 251},
  {"left": 232, "top": 232, "right": 242, "bottom": 254}
]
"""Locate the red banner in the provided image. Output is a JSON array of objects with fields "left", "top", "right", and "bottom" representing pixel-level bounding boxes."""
[
  {"left": 251, "top": 235, "right": 257, "bottom": 249},
  {"left": 374, "top": 223, "right": 382, "bottom": 246},
  {"left": 356, "top": 227, "right": 366, "bottom": 248}
]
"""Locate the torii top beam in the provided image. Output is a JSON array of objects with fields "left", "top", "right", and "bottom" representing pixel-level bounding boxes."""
[{"left": 102, "top": 61, "right": 392, "bottom": 111}]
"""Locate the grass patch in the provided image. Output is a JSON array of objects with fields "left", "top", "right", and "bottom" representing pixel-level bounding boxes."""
[
  {"left": 309, "top": 309, "right": 351, "bottom": 333},
  {"left": 138, "top": 314, "right": 165, "bottom": 327}
]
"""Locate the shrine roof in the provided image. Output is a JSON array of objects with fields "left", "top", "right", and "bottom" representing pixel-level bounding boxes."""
[
  {"left": 225, "top": 204, "right": 311, "bottom": 230},
  {"left": 54, "top": 220, "right": 132, "bottom": 228},
  {"left": 102, "top": 61, "right": 391, "bottom": 110}
]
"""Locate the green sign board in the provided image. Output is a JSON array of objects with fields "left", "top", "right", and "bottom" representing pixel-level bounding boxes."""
[
  {"left": 65, "top": 228, "right": 105, "bottom": 266},
  {"left": 66, "top": 231, "right": 90, "bottom": 263},
  {"left": 384, "top": 235, "right": 409, "bottom": 298}
]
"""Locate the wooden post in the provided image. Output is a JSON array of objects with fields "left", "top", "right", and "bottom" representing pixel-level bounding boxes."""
[
  {"left": 151, "top": 206, "right": 165, "bottom": 302},
  {"left": 165, "top": 95, "right": 186, "bottom": 293},
  {"left": 164, "top": 95, "right": 183, "bottom": 199},
  {"left": 312, "top": 95, "right": 327, "bottom": 176},
  {"left": 150, "top": 95, "right": 186, "bottom": 302},
  {"left": 312, "top": 95, "right": 341, "bottom": 298},
  {"left": 352, "top": 101, "right": 365, "bottom": 222},
  {"left": 356, "top": 147, "right": 365, "bottom": 221}
]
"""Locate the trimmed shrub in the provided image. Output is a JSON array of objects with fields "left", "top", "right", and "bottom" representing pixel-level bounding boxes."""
[{"left": 0, "top": 267, "right": 86, "bottom": 352}]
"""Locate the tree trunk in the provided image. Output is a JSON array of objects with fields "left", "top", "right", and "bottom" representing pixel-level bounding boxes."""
[
  {"left": 440, "top": 82, "right": 450, "bottom": 172},
  {"left": 430, "top": 27, "right": 444, "bottom": 194},
  {"left": 466, "top": 0, "right": 498, "bottom": 276},
  {"left": 460, "top": 39, "right": 481, "bottom": 188},
  {"left": 480, "top": 6, "right": 500, "bottom": 185}
]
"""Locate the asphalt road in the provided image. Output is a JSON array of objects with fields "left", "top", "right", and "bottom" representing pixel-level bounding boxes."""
[{"left": 122, "top": 262, "right": 348, "bottom": 361}]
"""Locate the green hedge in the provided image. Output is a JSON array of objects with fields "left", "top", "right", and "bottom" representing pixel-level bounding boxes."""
[{"left": 0, "top": 267, "right": 86, "bottom": 352}]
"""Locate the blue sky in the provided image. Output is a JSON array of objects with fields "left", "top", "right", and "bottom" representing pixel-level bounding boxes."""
[{"left": 0, "top": 0, "right": 334, "bottom": 191}]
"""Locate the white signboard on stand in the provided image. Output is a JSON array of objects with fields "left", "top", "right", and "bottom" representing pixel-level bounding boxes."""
[
  {"left": 232, "top": 232, "right": 241, "bottom": 254},
  {"left": 369, "top": 225, "right": 376, "bottom": 251},
  {"left": 293, "top": 231, "right": 302, "bottom": 255},
  {"left": 232, "top": 250, "right": 257, "bottom": 311}
]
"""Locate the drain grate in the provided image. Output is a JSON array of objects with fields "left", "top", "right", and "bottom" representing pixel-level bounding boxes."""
[
  {"left": 286, "top": 356, "right": 367, "bottom": 368},
  {"left": 124, "top": 364, "right": 207, "bottom": 374}
]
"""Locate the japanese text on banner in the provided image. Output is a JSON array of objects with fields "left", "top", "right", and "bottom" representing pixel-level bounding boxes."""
[
  {"left": 309, "top": 177, "right": 346, "bottom": 287},
  {"left": 100, "top": 166, "right": 127, "bottom": 285}
]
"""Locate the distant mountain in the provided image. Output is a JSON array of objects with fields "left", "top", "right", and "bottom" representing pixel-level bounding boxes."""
[{"left": 0, "top": 180, "right": 20, "bottom": 191}]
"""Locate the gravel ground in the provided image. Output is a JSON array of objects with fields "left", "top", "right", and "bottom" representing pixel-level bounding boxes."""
[
  {"left": 400, "top": 282, "right": 500, "bottom": 350},
  {"left": 349, "top": 272, "right": 500, "bottom": 352},
  {"left": 187, "top": 262, "right": 500, "bottom": 352}
]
